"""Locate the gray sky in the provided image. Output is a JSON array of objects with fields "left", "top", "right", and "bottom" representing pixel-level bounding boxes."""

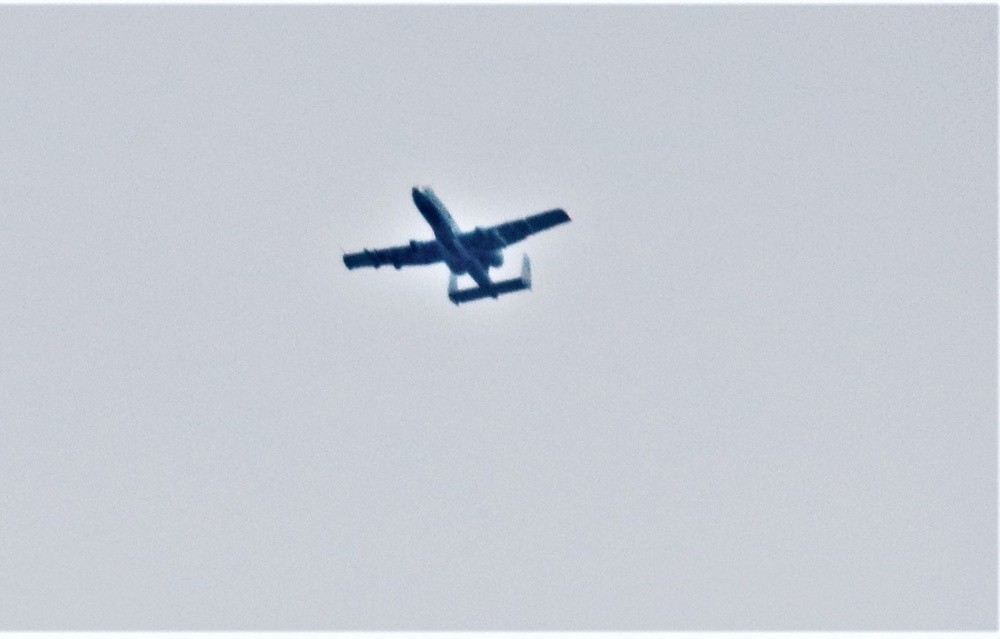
[{"left": 0, "top": 5, "right": 995, "bottom": 630}]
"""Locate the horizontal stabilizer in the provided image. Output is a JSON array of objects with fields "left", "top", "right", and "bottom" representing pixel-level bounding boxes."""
[{"left": 448, "top": 254, "right": 532, "bottom": 305}]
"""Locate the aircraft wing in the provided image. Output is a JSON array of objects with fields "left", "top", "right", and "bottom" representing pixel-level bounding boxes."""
[
  {"left": 459, "top": 208, "right": 571, "bottom": 252},
  {"left": 343, "top": 239, "right": 444, "bottom": 270}
]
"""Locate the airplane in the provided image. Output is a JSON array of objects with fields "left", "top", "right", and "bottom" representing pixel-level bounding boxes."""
[{"left": 343, "top": 186, "right": 571, "bottom": 305}]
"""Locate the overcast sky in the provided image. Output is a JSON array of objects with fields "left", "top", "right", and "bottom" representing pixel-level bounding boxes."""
[{"left": 0, "top": 5, "right": 996, "bottom": 630}]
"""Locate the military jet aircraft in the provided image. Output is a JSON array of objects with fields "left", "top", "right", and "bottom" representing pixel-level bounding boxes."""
[{"left": 343, "top": 186, "right": 571, "bottom": 305}]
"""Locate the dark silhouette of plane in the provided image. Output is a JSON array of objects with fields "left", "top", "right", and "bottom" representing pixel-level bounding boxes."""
[{"left": 343, "top": 186, "right": 571, "bottom": 305}]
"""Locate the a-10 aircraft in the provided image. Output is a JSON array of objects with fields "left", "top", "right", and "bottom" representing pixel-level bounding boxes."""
[{"left": 343, "top": 186, "right": 571, "bottom": 305}]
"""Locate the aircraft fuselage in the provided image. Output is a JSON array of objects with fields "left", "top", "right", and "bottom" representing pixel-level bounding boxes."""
[{"left": 411, "top": 186, "right": 495, "bottom": 292}]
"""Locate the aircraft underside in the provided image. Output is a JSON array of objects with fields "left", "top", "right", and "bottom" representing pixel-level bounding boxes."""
[{"left": 342, "top": 186, "right": 569, "bottom": 305}]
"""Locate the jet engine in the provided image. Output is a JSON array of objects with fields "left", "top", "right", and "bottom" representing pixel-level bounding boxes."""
[{"left": 483, "top": 250, "right": 504, "bottom": 269}]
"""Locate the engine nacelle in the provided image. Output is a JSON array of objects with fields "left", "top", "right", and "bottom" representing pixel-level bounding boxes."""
[{"left": 484, "top": 250, "right": 504, "bottom": 269}]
